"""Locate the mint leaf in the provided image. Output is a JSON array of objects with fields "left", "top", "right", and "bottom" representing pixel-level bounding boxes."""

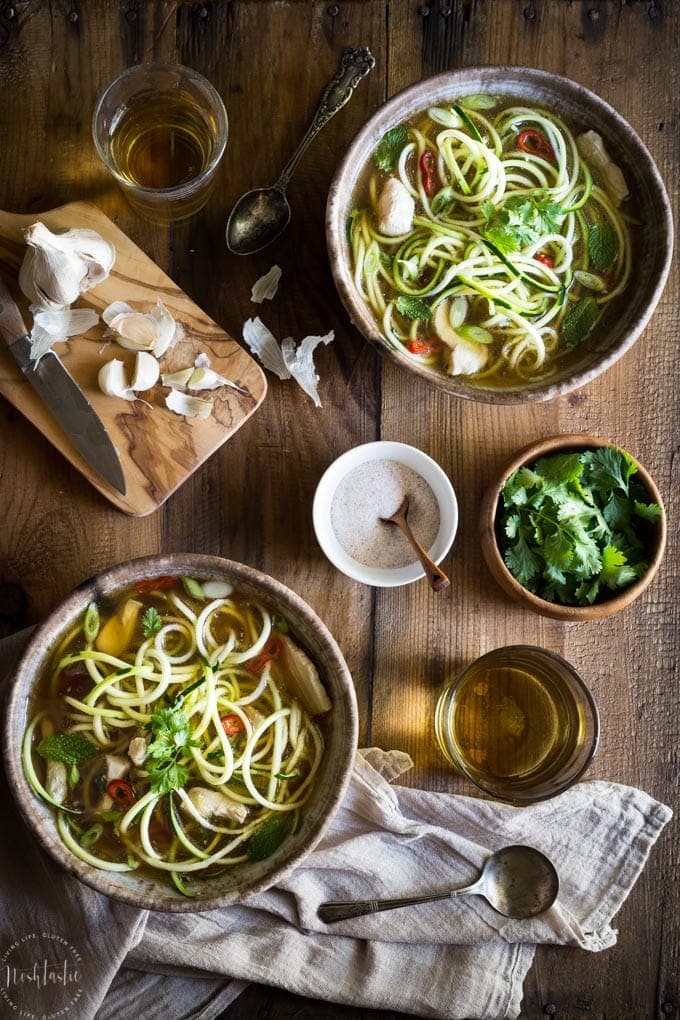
[
  {"left": 375, "top": 126, "right": 408, "bottom": 172},
  {"left": 142, "top": 606, "right": 163, "bottom": 637},
  {"left": 246, "top": 814, "right": 290, "bottom": 862},
  {"left": 588, "top": 221, "right": 618, "bottom": 271},
  {"left": 37, "top": 733, "right": 99, "bottom": 765},
  {"left": 560, "top": 297, "right": 599, "bottom": 349},
  {"left": 395, "top": 295, "right": 432, "bottom": 321}
]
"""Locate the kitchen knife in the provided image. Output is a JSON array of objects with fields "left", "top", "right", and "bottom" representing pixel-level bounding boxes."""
[{"left": 0, "top": 279, "right": 126, "bottom": 495}]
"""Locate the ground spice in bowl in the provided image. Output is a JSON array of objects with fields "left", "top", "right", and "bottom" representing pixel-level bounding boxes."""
[{"left": 330, "top": 460, "right": 440, "bottom": 569}]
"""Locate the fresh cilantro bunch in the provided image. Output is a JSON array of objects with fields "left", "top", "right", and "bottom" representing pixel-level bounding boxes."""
[
  {"left": 499, "top": 447, "right": 662, "bottom": 606},
  {"left": 145, "top": 706, "right": 200, "bottom": 794},
  {"left": 482, "top": 194, "right": 565, "bottom": 255}
]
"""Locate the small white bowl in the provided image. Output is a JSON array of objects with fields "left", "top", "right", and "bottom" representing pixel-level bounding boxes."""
[{"left": 313, "top": 441, "right": 458, "bottom": 587}]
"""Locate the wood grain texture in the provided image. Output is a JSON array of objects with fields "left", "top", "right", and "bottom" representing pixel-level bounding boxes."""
[{"left": 0, "top": 1, "right": 677, "bottom": 1018}]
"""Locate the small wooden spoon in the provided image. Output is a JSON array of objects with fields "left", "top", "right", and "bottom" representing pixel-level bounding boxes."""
[{"left": 380, "top": 495, "right": 450, "bottom": 592}]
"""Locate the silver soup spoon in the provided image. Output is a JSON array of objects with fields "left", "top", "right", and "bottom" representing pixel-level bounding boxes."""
[
  {"left": 226, "top": 46, "right": 375, "bottom": 255},
  {"left": 317, "top": 844, "right": 559, "bottom": 924}
]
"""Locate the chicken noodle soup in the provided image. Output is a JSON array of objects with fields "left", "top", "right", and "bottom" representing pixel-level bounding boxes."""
[
  {"left": 349, "top": 95, "right": 632, "bottom": 385},
  {"left": 22, "top": 576, "right": 330, "bottom": 897}
]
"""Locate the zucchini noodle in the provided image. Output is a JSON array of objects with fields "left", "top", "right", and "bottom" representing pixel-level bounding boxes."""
[
  {"left": 351, "top": 96, "right": 632, "bottom": 384},
  {"left": 23, "top": 577, "right": 327, "bottom": 895}
]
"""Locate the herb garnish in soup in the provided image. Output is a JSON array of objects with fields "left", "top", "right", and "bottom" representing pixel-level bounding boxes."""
[
  {"left": 349, "top": 94, "right": 632, "bottom": 385},
  {"left": 22, "top": 576, "right": 330, "bottom": 897}
]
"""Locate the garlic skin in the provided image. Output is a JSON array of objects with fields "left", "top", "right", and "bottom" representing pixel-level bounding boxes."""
[
  {"left": 98, "top": 360, "right": 136, "bottom": 401},
  {"left": 19, "top": 222, "right": 115, "bottom": 310},
  {"left": 165, "top": 389, "right": 212, "bottom": 420},
  {"left": 29, "top": 306, "right": 99, "bottom": 363}
]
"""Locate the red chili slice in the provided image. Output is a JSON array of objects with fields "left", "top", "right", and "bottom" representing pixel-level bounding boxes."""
[
  {"left": 419, "top": 150, "right": 437, "bottom": 197},
  {"left": 220, "top": 714, "right": 245, "bottom": 737},
  {"left": 107, "top": 779, "right": 136, "bottom": 807},
  {"left": 535, "top": 252, "right": 555, "bottom": 268},
  {"left": 407, "top": 338, "right": 439, "bottom": 356},
  {"left": 246, "top": 636, "right": 283, "bottom": 674},
  {"left": 517, "top": 129, "right": 555, "bottom": 163},
  {"left": 134, "top": 576, "right": 176, "bottom": 595}
]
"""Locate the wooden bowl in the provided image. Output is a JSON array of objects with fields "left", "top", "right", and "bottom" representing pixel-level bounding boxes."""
[
  {"left": 326, "top": 67, "right": 673, "bottom": 404},
  {"left": 480, "top": 435, "right": 667, "bottom": 621},
  {"left": 2, "top": 554, "right": 358, "bottom": 912}
]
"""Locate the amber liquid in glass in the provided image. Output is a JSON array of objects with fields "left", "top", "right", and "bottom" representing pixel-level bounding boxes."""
[
  {"left": 436, "top": 649, "right": 585, "bottom": 799},
  {"left": 110, "top": 94, "right": 213, "bottom": 190}
]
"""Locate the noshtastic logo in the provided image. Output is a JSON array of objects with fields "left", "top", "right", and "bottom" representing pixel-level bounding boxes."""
[{"left": 0, "top": 932, "right": 83, "bottom": 1018}]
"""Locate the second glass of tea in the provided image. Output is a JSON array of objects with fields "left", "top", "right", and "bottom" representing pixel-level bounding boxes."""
[
  {"left": 92, "top": 62, "right": 228, "bottom": 222},
  {"left": 435, "top": 645, "right": 599, "bottom": 804}
]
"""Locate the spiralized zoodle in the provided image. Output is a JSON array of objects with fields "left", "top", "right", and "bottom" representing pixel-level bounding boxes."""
[
  {"left": 22, "top": 577, "right": 328, "bottom": 897},
  {"left": 350, "top": 95, "right": 632, "bottom": 384}
]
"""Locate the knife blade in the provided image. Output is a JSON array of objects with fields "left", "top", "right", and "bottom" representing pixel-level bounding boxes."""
[{"left": 0, "top": 279, "right": 126, "bottom": 495}]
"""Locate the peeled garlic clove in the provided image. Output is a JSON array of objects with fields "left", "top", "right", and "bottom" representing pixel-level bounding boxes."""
[
  {"left": 131, "top": 351, "right": 160, "bottom": 391},
  {"left": 188, "top": 366, "right": 248, "bottom": 395},
  {"left": 165, "top": 389, "right": 212, "bottom": 419},
  {"left": 162, "top": 367, "right": 194, "bottom": 388},
  {"left": 107, "top": 311, "right": 158, "bottom": 351},
  {"left": 99, "top": 359, "right": 136, "bottom": 401}
]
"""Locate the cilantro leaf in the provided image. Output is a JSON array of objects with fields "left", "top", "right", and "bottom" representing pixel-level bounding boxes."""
[
  {"left": 496, "top": 446, "right": 661, "bottom": 606},
  {"left": 375, "top": 126, "right": 408, "bottom": 172},
  {"left": 581, "top": 447, "right": 637, "bottom": 498},
  {"left": 560, "top": 297, "right": 599, "bottom": 349},
  {"left": 246, "top": 814, "right": 290, "bottom": 862},
  {"left": 395, "top": 295, "right": 432, "bottom": 321},
  {"left": 588, "top": 221, "right": 618, "bottom": 271},
  {"left": 142, "top": 606, "right": 163, "bottom": 637},
  {"left": 145, "top": 705, "right": 199, "bottom": 794},
  {"left": 37, "top": 733, "right": 99, "bottom": 765}
]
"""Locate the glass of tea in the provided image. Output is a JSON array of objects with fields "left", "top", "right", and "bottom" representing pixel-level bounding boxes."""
[
  {"left": 92, "top": 62, "right": 228, "bottom": 222},
  {"left": 435, "top": 645, "right": 599, "bottom": 804}
]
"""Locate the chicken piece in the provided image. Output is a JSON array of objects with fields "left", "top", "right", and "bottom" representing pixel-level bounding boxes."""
[
  {"left": 184, "top": 787, "right": 248, "bottom": 824},
  {"left": 96, "top": 754, "right": 130, "bottom": 812},
  {"left": 443, "top": 339, "right": 489, "bottom": 376},
  {"left": 128, "top": 736, "right": 147, "bottom": 766},
  {"left": 39, "top": 718, "right": 68, "bottom": 804},
  {"left": 433, "top": 301, "right": 489, "bottom": 377},
  {"left": 278, "top": 634, "right": 332, "bottom": 716},
  {"left": 576, "top": 130, "right": 629, "bottom": 207},
  {"left": 376, "top": 178, "right": 415, "bottom": 236}
]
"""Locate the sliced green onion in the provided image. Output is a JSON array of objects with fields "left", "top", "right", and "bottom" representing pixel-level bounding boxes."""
[
  {"left": 84, "top": 602, "right": 100, "bottom": 643},
  {"left": 458, "top": 325, "right": 494, "bottom": 344}
]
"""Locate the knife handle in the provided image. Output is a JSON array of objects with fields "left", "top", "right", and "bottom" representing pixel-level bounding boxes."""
[{"left": 0, "top": 277, "right": 29, "bottom": 351}]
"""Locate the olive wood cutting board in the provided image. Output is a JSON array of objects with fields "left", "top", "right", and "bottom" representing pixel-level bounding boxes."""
[{"left": 0, "top": 201, "right": 267, "bottom": 516}]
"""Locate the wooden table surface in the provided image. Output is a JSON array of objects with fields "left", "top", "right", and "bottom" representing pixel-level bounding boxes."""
[{"left": 0, "top": 2, "right": 677, "bottom": 1018}]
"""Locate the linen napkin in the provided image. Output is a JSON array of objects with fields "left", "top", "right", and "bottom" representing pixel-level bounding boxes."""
[{"left": 0, "top": 628, "right": 672, "bottom": 1020}]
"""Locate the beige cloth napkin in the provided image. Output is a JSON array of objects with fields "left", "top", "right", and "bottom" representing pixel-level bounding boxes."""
[{"left": 0, "top": 628, "right": 672, "bottom": 1020}]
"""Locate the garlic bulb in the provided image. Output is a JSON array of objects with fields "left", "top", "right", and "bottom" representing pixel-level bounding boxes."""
[{"left": 19, "top": 222, "right": 115, "bottom": 310}]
